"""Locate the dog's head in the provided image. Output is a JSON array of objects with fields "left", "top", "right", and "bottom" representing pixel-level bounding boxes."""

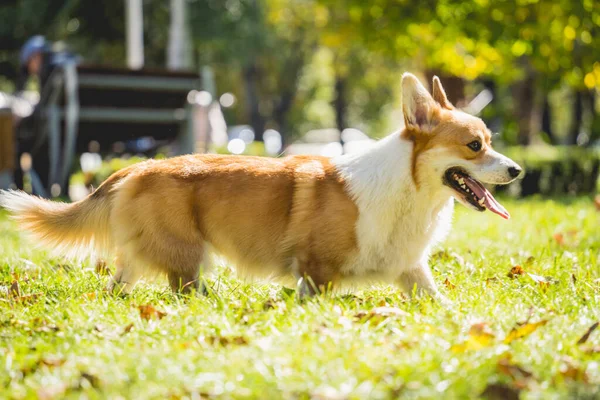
[{"left": 401, "top": 73, "right": 522, "bottom": 219}]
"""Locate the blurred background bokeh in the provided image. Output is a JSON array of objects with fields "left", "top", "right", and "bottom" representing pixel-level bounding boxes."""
[{"left": 0, "top": 0, "right": 599, "bottom": 201}]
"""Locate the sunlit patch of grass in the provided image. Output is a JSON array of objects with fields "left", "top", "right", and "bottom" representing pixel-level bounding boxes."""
[{"left": 1, "top": 197, "right": 599, "bottom": 399}]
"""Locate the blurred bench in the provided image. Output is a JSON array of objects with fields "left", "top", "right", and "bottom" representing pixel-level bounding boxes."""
[{"left": 37, "top": 63, "right": 202, "bottom": 196}]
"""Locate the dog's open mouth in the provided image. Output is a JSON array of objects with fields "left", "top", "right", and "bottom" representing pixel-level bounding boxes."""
[{"left": 444, "top": 168, "right": 510, "bottom": 219}]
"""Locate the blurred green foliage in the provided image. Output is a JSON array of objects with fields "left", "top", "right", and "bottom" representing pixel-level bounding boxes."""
[
  {"left": 504, "top": 145, "right": 600, "bottom": 169},
  {"left": 500, "top": 145, "right": 600, "bottom": 196},
  {"left": 0, "top": 0, "right": 599, "bottom": 142},
  {"left": 69, "top": 144, "right": 600, "bottom": 198},
  {"left": 69, "top": 142, "right": 268, "bottom": 190},
  {"left": 70, "top": 155, "right": 148, "bottom": 188}
]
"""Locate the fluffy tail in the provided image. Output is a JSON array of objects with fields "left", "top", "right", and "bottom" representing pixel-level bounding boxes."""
[{"left": 0, "top": 187, "right": 114, "bottom": 258}]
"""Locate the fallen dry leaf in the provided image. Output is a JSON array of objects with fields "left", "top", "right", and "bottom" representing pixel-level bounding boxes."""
[
  {"left": 54, "top": 263, "right": 73, "bottom": 271},
  {"left": 79, "top": 372, "right": 101, "bottom": 388},
  {"left": 31, "top": 318, "right": 60, "bottom": 333},
  {"left": 577, "top": 322, "right": 599, "bottom": 345},
  {"left": 553, "top": 233, "right": 565, "bottom": 246},
  {"left": 395, "top": 340, "right": 417, "bottom": 351},
  {"left": 263, "top": 299, "right": 279, "bottom": 310},
  {"left": 470, "top": 323, "right": 496, "bottom": 339},
  {"left": 20, "top": 357, "right": 65, "bottom": 378},
  {"left": 33, "top": 318, "right": 60, "bottom": 332},
  {"left": 557, "top": 356, "right": 588, "bottom": 383},
  {"left": 34, "top": 324, "right": 60, "bottom": 333},
  {"left": 12, "top": 293, "right": 42, "bottom": 305},
  {"left": 485, "top": 277, "right": 499, "bottom": 286},
  {"left": 82, "top": 292, "right": 97, "bottom": 300},
  {"left": 9, "top": 280, "right": 20, "bottom": 297},
  {"left": 451, "top": 323, "right": 496, "bottom": 353},
  {"left": 504, "top": 320, "right": 548, "bottom": 344},
  {"left": 497, "top": 355, "right": 534, "bottom": 382},
  {"left": 507, "top": 265, "right": 525, "bottom": 279},
  {"left": 481, "top": 383, "right": 520, "bottom": 400},
  {"left": 12, "top": 272, "right": 31, "bottom": 283},
  {"left": 121, "top": 323, "right": 135, "bottom": 335},
  {"left": 444, "top": 278, "right": 456, "bottom": 290},
  {"left": 355, "top": 306, "right": 409, "bottom": 323},
  {"left": 177, "top": 341, "right": 196, "bottom": 350},
  {"left": 40, "top": 357, "right": 66, "bottom": 367},
  {"left": 527, "top": 273, "right": 553, "bottom": 291},
  {"left": 524, "top": 256, "right": 536, "bottom": 265},
  {"left": 201, "top": 335, "right": 248, "bottom": 346},
  {"left": 584, "top": 345, "right": 600, "bottom": 354},
  {"left": 137, "top": 304, "right": 167, "bottom": 320}
]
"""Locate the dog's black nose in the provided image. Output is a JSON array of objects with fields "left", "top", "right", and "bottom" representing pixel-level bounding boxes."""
[{"left": 508, "top": 166, "right": 522, "bottom": 178}]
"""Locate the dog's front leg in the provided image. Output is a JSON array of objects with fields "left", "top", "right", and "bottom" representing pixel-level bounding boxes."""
[{"left": 397, "top": 265, "right": 451, "bottom": 306}]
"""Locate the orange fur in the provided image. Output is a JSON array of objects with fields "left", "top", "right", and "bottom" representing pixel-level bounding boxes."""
[{"left": 2, "top": 154, "right": 358, "bottom": 293}]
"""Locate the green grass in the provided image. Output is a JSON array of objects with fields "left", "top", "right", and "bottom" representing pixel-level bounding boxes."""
[{"left": 1, "top": 197, "right": 600, "bottom": 399}]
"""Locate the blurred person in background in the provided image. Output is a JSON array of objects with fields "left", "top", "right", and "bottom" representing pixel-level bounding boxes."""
[{"left": 12, "top": 35, "right": 79, "bottom": 194}]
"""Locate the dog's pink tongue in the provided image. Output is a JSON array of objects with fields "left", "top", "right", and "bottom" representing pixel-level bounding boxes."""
[{"left": 464, "top": 176, "right": 510, "bottom": 220}]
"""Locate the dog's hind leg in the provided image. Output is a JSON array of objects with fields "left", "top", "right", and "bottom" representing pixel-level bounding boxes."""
[
  {"left": 165, "top": 244, "right": 208, "bottom": 295},
  {"left": 294, "top": 258, "right": 338, "bottom": 298},
  {"left": 168, "top": 270, "right": 204, "bottom": 295}
]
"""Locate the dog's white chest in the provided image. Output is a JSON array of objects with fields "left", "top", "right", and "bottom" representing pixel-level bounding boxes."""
[
  {"left": 342, "top": 198, "right": 454, "bottom": 279},
  {"left": 332, "top": 132, "right": 455, "bottom": 281}
]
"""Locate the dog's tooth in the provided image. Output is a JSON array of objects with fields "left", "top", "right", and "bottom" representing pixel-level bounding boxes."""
[
  {"left": 458, "top": 178, "right": 465, "bottom": 185},
  {"left": 478, "top": 197, "right": 485, "bottom": 205}
]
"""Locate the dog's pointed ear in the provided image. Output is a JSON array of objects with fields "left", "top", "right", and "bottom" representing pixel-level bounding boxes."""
[
  {"left": 402, "top": 73, "right": 440, "bottom": 133},
  {"left": 432, "top": 76, "right": 454, "bottom": 110}
]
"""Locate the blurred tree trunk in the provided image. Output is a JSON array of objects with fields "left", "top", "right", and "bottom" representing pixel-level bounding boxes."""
[
  {"left": 584, "top": 89, "right": 599, "bottom": 144},
  {"left": 568, "top": 90, "right": 583, "bottom": 145},
  {"left": 167, "top": 0, "right": 192, "bottom": 70},
  {"left": 481, "top": 79, "right": 502, "bottom": 132},
  {"left": 273, "top": 90, "right": 295, "bottom": 147},
  {"left": 510, "top": 68, "right": 536, "bottom": 146},
  {"left": 243, "top": 63, "right": 265, "bottom": 142},
  {"left": 333, "top": 74, "right": 348, "bottom": 143},
  {"left": 126, "top": 0, "right": 144, "bottom": 69},
  {"left": 541, "top": 94, "right": 555, "bottom": 144},
  {"left": 272, "top": 42, "right": 307, "bottom": 145},
  {"left": 425, "top": 70, "right": 465, "bottom": 106}
]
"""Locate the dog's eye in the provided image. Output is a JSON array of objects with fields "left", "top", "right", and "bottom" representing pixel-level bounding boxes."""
[{"left": 467, "top": 140, "right": 482, "bottom": 152}]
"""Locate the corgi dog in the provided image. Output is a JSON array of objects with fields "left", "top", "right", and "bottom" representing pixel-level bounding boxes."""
[{"left": 0, "top": 73, "right": 521, "bottom": 302}]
